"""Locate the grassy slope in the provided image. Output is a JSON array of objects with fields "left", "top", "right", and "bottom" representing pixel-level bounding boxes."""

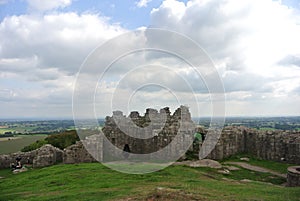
[
  {"left": 0, "top": 135, "right": 47, "bottom": 154},
  {"left": 0, "top": 163, "right": 299, "bottom": 201},
  {"left": 221, "top": 154, "right": 294, "bottom": 174}
]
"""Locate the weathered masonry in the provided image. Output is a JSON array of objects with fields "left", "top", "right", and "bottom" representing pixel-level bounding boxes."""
[
  {"left": 102, "top": 106, "right": 195, "bottom": 161},
  {"left": 206, "top": 126, "right": 300, "bottom": 164},
  {"left": 0, "top": 106, "right": 299, "bottom": 170}
]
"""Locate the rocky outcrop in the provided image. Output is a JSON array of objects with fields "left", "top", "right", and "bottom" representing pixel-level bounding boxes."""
[{"left": 33, "top": 144, "right": 63, "bottom": 168}]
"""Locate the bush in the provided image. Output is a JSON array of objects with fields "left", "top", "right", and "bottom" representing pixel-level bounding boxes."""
[
  {"left": 21, "top": 130, "right": 79, "bottom": 152},
  {"left": 21, "top": 139, "right": 47, "bottom": 152},
  {"left": 45, "top": 130, "right": 79, "bottom": 150}
]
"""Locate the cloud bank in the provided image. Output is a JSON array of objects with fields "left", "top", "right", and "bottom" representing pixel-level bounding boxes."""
[{"left": 1, "top": 0, "right": 300, "bottom": 118}]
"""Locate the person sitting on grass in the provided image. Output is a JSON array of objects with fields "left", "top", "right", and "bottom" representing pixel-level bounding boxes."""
[{"left": 11, "top": 157, "right": 22, "bottom": 170}]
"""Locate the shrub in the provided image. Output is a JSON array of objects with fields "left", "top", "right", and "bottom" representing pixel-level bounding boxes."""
[
  {"left": 45, "top": 130, "right": 79, "bottom": 150},
  {"left": 21, "top": 130, "right": 79, "bottom": 152},
  {"left": 21, "top": 139, "right": 47, "bottom": 152}
]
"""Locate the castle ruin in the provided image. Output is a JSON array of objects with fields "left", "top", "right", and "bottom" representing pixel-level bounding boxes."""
[
  {"left": 0, "top": 106, "right": 299, "bottom": 185},
  {"left": 102, "top": 106, "right": 195, "bottom": 161}
]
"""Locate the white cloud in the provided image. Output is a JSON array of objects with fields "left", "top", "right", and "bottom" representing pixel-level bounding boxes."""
[
  {"left": 26, "top": 0, "right": 72, "bottom": 11},
  {"left": 151, "top": 0, "right": 185, "bottom": 18},
  {"left": 0, "top": 12, "right": 126, "bottom": 117},
  {"left": 0, "top": 12, "right": 125, "bottom": 74},
  {"left": 151, "top": 0, "right": 300, "bottom": 72},
  {"left": 148, "top": 0, "right": 300, "bottom": 115},
  {"left": 1, "top": 0, "right": 300, "bottom": 118},
  {"left": 0, "top": 89, "right": 16, "bottom": 102},
  {"left": 136, "top": 0, "right": 152, "bottom": 8}
]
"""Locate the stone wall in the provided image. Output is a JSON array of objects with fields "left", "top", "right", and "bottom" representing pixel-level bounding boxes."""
[
  {"left": 0, "top": 141, "right": 99, "bottom": 169},
  {"left": 287, "top": 166, "right": 300, "bottom": 187},
  {"left": 0, "top": 106, "right": 299, "bottom": 169},
  {"left": 0, "top": 144, "right": 63, "bottom": 169},
  {"left": 0, "top": 150, "right": 38, "bottom": 169},
  {"left": 102, "top": 106, "right": 194, "bottom": 161},
  {"left": 206, "top": 126, "right": 300, "bottom": 164},
  {"left": 33, "top": 144, "right": 63, "bottom": 168},
  {"left": 63, "top": 140, "right": 98, "bottom": 164}
]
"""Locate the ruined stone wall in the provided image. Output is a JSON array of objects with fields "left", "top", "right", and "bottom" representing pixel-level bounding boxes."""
[
  {"left": 0, "top": 141, "right": 99, "bottom": 169},
  {"left": 206, "top": 126, "right": 300, "bottom": 164},
  {"left": 102, "top": 106, "right": 194, "bottom": 161},
  {"left": 206, "top": 127, "right": 246, "bottom": 160},
  {"left": 0, "top": 150, "right": 38, "bottom": 169},
  {"left": 0, "top": 106, "right": 299, "bottom": 169},
  {"left": 0, "top": 144, "right": 63, "bottom": 169},
  {"left": 287, "top": 166, "right": 300, "bottom": 187},
  {"left": 63, "top": 134, "right": 102, "bottom": 164},
  {"left": 33, "top": 144, "right": 63, "bottom": 168}
]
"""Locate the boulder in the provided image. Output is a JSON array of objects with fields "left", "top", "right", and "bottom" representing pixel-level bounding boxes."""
[
  {"left": 240, "top": 157, "right": 250, "bottom": 162},
  {"left": 218, "top": 169, "right": 230, "bottom": 174},
  {"left": 188, "top": 159, "right": 222, "bottom": 169},
  {"left": 224, "top": 165, "right": 240, "bottom": 171}
]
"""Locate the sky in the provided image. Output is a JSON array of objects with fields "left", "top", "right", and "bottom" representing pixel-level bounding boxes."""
[{"left": 0, "top": 0, "right": 300, "bottom": 119}]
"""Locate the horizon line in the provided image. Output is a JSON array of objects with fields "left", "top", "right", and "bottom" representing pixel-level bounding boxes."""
[{"left": 0, "top": 115, "right": 300, "bottom": 121}]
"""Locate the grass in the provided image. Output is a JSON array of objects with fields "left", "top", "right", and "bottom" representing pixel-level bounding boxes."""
[
  {"left": 0, "top": 135, "right": 47, "bottom": 154},
  {"left": 196, "top": 166, "right": 286, "bottom": 185},
  {"left": 222, "top": 153, "right": 293, "bottom": 174},
  {"left": 0, "top": 162, "right": 299, "bottom": 201},
  {"left": 226, "top": 169, "right": 286, "bottom": 185}
]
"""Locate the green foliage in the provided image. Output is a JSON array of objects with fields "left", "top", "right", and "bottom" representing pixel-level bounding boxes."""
[
  {"left": 193, "top": 132, "right": 202, "bottom": 142},
  {"left": 21, "top": 130, "right": 79, "bottom": 152},
  {"left": 45, "top": 130, "right": 79, "bottom": 150},
  {"left": 21, "top": 139, "right": 47, "bottom": 152}
]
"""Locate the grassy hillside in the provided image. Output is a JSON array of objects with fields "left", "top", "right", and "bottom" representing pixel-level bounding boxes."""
[{"left": 0, "top": 162, "right": 299, "bottom": 201}]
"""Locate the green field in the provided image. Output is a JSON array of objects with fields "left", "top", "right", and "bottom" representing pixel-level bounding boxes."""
[
  {"left": 0, "top": 128, "right": 14, "bottom": 134},
  {"left": 0, "top": 161, "right": 299, "bottom": 201},
  {"left": 0, "top": 126, "right": 39, "bottom": 134},
  {"left": 0, "top": 135, "right": 47, "bottom": 154}
]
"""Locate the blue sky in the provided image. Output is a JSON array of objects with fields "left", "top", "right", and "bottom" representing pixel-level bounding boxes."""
[
  {"left": 0, "top": 0, "right": 300, "bottom": 118},
  {"left": 3, "top": 0, "right": 296, "bottom": 29},
  {"left": 0, "top": 0, "right": 190, "bottom": 28}
]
